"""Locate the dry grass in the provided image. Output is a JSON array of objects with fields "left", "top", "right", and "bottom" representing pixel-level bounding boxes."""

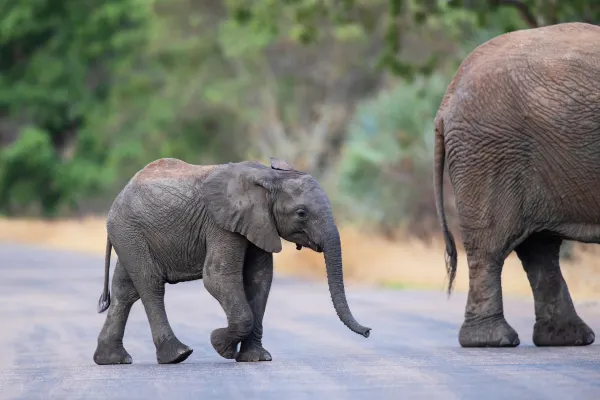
[{"left": 0, "top": 216, "right": 599, "bottom": 300}]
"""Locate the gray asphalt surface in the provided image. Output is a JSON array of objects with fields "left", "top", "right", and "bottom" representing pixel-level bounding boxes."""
[{"left": 1, "top": 244, "right": 600, "bottom": 400}]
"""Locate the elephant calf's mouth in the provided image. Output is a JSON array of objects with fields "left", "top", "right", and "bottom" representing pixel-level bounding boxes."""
[
  {"left": 308, "top": 240, "right": 323, "bottom": 253},
  {"left": 294, "top": 241, "right": 321, "bottom": 252}
]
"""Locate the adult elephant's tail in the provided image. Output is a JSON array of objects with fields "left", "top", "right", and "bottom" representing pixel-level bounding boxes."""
[
  {"left": 97, "top": 237, "right": 112, "bottom": 313},
  {"left": 434, "top": 116, "right": 457, "bottom": 296}
]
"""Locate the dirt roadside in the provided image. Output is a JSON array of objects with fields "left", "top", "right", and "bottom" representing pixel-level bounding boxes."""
[{"left": 0, "top": 216, "right": 598, "bottom": 301}]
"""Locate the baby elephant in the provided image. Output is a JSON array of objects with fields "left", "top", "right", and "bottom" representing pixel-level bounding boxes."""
[{"left": 93, "top": 157, "right": 370, "bottom": 365}]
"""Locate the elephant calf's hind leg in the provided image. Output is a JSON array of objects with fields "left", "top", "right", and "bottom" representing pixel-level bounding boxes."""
[
  {"left": 137, "top": 278, "right": 193, "bottom": 364},
  {"left": 516, "top": 234, "right": 594, "bottom": 346},
  {"left": 94, "top": 261, "right": 139, "bottom": 365}
]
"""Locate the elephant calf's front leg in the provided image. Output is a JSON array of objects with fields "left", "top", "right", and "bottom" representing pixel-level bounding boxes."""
[
  {"left": 204, "top": 236, "right": 254, "bottom": 359},
  {"left": 236, "top": 244, "right": 273, "bottom": 362}
]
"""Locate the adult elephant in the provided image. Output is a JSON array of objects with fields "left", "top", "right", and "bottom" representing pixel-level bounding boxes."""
[
  {"left": 93, "top": 157, "right": 370, "bottom": 365},
  {"left": 434, "top": 22, "right": 599, "bottom": 348}
]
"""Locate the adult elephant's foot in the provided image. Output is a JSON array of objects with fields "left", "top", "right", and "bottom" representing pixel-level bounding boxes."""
[
  {"left": 93, "top": 342, "right": 133, "bottom": 365},
  {"left": 210, "top": 328, "right": 239, "bottom": 359},
  {"left": 459, "top": 315, "right": 520, "bottom": 347},
  {"left": 236, "top": 341, "right": 272, "bottom": 362},
  {"left": 156, "top": 336, "right": 193, "bottom": 364},
  {"left": 533, "top": 316, "right": 595, "bottom": 346}
]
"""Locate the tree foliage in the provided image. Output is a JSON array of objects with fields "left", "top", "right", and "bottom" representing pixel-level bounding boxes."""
[
  {"left": 0, "top": 0, "right": 152, "bottom": 216},
  {"left": 0, "top": 0, "right": 597, "bottom": 221},
  {"left": 230, "top": 0, "right": 600, "bottom": 77}
]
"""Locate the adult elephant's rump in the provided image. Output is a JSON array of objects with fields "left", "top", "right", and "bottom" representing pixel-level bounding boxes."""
[{"left": 434, "top": 22, "right": 600, "bottom": 348}]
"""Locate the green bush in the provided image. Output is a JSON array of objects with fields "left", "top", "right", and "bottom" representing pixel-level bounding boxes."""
[
  {"left": 0, "top": 125, "right": 116, "bottom": 217},
  {"left": 0, "top": 127, "right": 68, "bottom": 216},
  {"left": 334, "top": 73, "right": 451, "bottom": 237}
]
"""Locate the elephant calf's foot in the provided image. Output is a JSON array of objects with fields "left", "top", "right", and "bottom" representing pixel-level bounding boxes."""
[
  {"left": 533, "top": 317, "right": 595, "bottom": 346},
  {"left": 156, "top": 336, "right": 193, "bottom": 364},
  {"left": 236, "top": 342, "right": 272, "bottom": 362},
  {"left": 93, "top": 343, "right": 133, "bottom": 365},
  {"left": 210, "top": 328, "right": 240, "bottom": 359},
  {"left": 459, "top": 315, "right": 520, "bottom": 348}
]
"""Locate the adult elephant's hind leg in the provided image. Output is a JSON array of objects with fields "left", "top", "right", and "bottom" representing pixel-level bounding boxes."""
[
  {"left": 515, "top": 233, "right": 594, "bottom": 346},
  {"left": 459, "top": 235, "right": 520, "bottom": 347},
  {"left": 236, "top": 244, "right": 273, "bottom": 362},
  {"left": 94, "top": 260, "right": 139, "bottom": 365}
]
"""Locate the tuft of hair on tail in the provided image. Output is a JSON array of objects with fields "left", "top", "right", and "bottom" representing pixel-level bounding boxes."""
[
  {"left": 445, "top": 244, "right": 458, "bottom": 297},
  {"left": 97, "top": 236, "right": 112, "bottom": 313}
]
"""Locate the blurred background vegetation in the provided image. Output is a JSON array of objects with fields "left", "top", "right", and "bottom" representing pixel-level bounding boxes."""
[{"left": 0, "top": 0, "right": 598, "bottom": 247}]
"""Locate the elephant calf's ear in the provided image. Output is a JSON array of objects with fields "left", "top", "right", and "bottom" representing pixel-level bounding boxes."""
[
  {"left": 202, "top": 163, "right": 282, "bottom": 254},
  {"left": 270, "top": 157, "right": 295, "bottom": 171}
]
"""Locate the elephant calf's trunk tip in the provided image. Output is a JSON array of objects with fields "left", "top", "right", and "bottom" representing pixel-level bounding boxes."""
[{"left": 350, "top": 325, "right": 371, "bottom": 338}]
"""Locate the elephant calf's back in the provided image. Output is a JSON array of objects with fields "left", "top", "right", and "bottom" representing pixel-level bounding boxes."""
[
  {"left": 132, "top": 158, "right": 218, "bottom": 183},
  {"left": 107, "top": 159, "right": 223, "bottom": 282}
]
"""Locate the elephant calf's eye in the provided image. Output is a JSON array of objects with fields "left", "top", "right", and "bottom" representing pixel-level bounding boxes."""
[{"left": 296, "top": 209, "right": 307, "bottom": 219}]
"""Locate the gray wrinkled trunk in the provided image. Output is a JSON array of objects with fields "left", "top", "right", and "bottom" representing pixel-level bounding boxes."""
[{"left": 322, "top": 224, "right": 371, "bottom": 338}]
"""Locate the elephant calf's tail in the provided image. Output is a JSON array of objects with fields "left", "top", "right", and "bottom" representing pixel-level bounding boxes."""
[
  {"left": 434, "top": 116, "right": 458, "bottom": 297},
  {"left": 97, "top": 237, "right": 112, "bottom": 313}
]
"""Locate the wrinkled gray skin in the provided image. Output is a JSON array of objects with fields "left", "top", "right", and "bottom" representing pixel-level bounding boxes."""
[
  {"left": 93, "top": 157, "right": 370, "bottom": 365},
  {"left": 434, "top": 22, "right": 600, "bottom": 348}
]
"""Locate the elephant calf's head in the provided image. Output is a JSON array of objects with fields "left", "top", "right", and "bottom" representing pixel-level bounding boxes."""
[
  {"left": 202, "top": 157, "right": 371, "bottom": 338},
  {"left": 268, "top": 158, "right": 336, "bottom": 253}
]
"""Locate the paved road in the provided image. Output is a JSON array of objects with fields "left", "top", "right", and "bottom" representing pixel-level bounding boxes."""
[{"left": 0, "top": 244, "right": 599, "bottom": 399}]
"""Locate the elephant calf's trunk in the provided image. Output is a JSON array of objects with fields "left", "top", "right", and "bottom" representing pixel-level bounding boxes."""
[{"left": 323, "top": 229, "right": 371, "bottom": 338}]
